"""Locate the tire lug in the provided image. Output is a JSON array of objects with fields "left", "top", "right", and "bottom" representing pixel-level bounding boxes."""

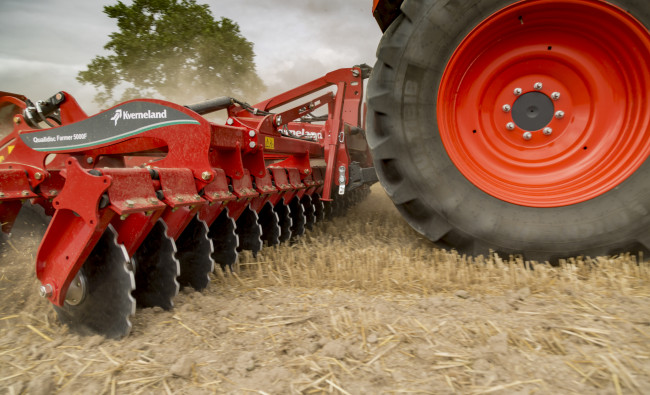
[
  {"left": 523, "top": 132, "right": 532, "bottom": 140},
  {"left": 502, "top": 104, "right": 511, "bottom": 113},
  {"left": 506, "top": 122, "right": 515, "bottom": 131},
  {"left": 555, "top": 110, "right": 565, "bottom": 119}
]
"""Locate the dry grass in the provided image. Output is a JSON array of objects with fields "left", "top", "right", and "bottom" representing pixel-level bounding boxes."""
[
  {"left": 234, "top": 185, "right": 649, "bottom": 298},
  {"left": 1, "top": 184, "right": 649, "bottom": 394}
]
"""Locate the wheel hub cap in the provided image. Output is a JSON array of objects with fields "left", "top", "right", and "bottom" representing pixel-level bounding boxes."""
[{"left": 511, "top": 91, "right": 554, "bottom": 132}]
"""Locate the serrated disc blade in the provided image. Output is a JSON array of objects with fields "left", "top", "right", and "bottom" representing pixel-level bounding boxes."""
[
  {"left": 343, "top": 194, "right": 352, "bottom": 210},
  {"left": 236, "top": 206, "right": 262, "bottom": 255},
  {"left": 289, "top": 197, "right": 305, "bottom": 238},
  {"left": 332, "top": 197, "right": 344, "bottom": 217},
  {"left": 175, "top": 216, "right": 214, "bottom": 291},
  {"left": 258, "top": 202, "right": 280, "bottom": 247},
  {"left": 322, "top": 200, "right": 333, "bottom": 219},
  {"left": 131, "top": 219, "right": 179, "bottom": 310},
  {"left": 1, "top": 201, "right": 50, "bottom": 313},
  {"left": 301, "top": 195, "right": 316, "bottom": 231},
  {"left": 53, "top": 225, "right": 136, "bottom": 339},
  {"left": 349, "top": 189, "right": 359, "bottom": 205},
  {"left": 209, "top": 209, "right": 238, "bottom": 270},
  {"left": 274, "top": 201, "right": 292, "bottom": 243},
  {"left": 312, "top": 193, "right": 325, "bottom": 222},
  {"left": 1, "top": 200, "right": 50, "bottom": 254}
]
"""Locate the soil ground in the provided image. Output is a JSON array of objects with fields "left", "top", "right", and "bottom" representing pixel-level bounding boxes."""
[{"left": 1, "top": 184, "right": 649, "bottom": 394}]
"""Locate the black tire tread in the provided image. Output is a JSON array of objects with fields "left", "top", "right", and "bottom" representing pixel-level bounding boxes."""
[{"left": 367, "top": 0, "right": 650, "bottom": 262}]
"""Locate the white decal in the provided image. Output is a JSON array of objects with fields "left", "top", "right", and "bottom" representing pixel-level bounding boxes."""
[
  {"left": 285, "top": 128, "right": 323, "bottom": 140},
  {"left": 33, "top": 136, "right": 56, "bottom": 143},
  {"left": 110, "top": 109, "right": 122, "bottom": 126},
  {"left": 110, "top": 108, "right": 168, "bottom": 126}
]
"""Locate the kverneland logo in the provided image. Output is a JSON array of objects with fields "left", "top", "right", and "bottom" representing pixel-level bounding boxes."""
[{"left": 110, "top": 108, "right": 168, "bottom": 126}]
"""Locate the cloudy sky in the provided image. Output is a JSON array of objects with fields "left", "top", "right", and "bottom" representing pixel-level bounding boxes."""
[{"left": 0, "top": 0, "right": 382, "bottom": 113}]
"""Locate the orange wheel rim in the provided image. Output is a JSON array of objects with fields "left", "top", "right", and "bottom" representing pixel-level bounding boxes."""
[{"left": 438, "top": 0, "right": 650, "bottom": 207}]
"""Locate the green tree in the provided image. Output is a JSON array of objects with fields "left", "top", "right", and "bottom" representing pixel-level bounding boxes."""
[{"left": 78, "top": 0, "right": 265, "bottom": 107}]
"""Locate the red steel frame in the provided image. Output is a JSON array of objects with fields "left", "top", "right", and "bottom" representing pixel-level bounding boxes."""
[{"left": 0, "top": 66, "right": 370, "bottom": 306}]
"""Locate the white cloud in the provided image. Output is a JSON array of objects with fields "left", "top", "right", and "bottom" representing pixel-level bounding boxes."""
[{"left": 0, "top": 0, "right": 383, "bottom": 112}]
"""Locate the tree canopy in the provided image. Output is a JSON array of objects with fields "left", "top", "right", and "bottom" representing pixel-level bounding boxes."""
[{"left": 78, "top": 0, "right": 265, "bottom": 107}]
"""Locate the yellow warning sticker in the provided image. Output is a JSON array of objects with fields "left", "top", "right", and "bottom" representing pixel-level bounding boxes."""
[
  {"left": 0, "top": 155, "right": 4, "bottom": 163},
  {"left": 7, "top": 145, "right": 14, "bottom": 154},
  {"left": 265, "top": 136, "right": 274, "bottom": 150}
]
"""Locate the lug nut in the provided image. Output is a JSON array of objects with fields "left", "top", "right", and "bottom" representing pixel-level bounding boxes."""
[
  {"left": 534, "top": 82, "right": 543, "bottom": 90},
  {"left": 502, "top": 104, "right": 511, "bottom": 113},
  {"left": 506, "top": 122, "right": 515, "bottom": 131},
  {"left": 523, "top": 132, "right": 532, "bottom": 140},
  {"left": 39, "top": 284, "right": 53, "bottom": 298},
  {"left": 249, "top": 130, "right": 256, "bottom": 137},
  {"left": 543, "top": 127, "right": 553, "bottom": 136},
  {"left": 555, "top": 110, "right": 565, "bottom": 119},
  {"left": 34, "top": 172, "right": 43, "bottom": 180},
  {"left": 249, "top": 141, "right": 256, "bottom": 149},
  {"left": 201, "top": 171, "right": 211, "bottom": 181},
  {"left": 226, "top": 118, "right": 234, "bottom": 125},
  {"left": 551, "top": 92, "right": 561, "bottom": 100},
  {"left": 513, "top": 88, "right": 523, "bottom": 96}
]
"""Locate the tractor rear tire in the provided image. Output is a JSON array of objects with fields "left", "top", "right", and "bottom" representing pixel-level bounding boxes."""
[{"left": 367, "top": 0, "right": 650, "bottom": 262}]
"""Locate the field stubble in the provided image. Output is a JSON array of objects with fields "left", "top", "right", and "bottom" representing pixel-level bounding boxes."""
[{"left": 1, "top": 184, "right": 649, "bottom": 394}]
